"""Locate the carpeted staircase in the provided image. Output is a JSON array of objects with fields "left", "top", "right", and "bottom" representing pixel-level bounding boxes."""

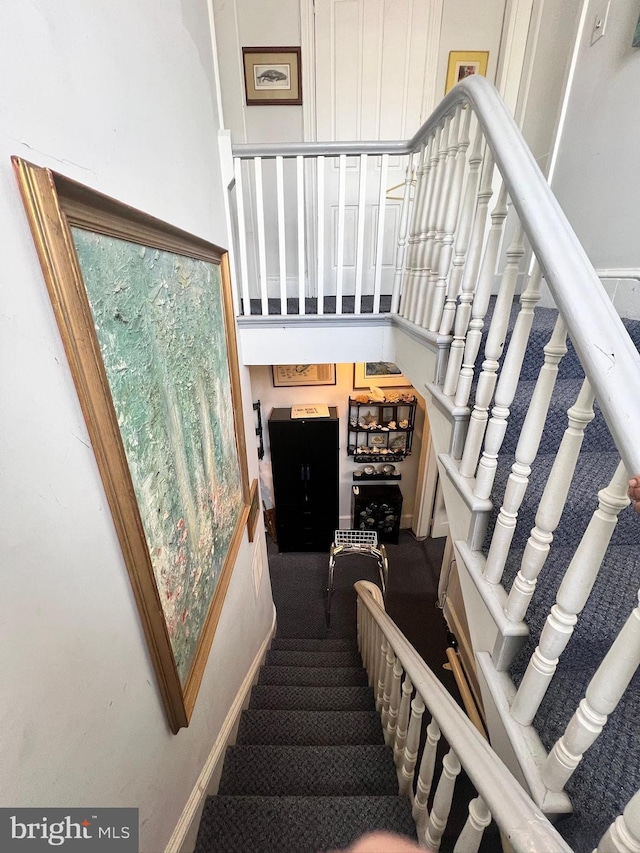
[{"left": 194, "top": 555, "right": 418, "bottom": 852}]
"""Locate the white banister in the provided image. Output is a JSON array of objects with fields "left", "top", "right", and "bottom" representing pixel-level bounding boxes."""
[
  {"left": 411, "top": 125, "right": 444, "bottom": 327},
  {"left": 412, "top": 716, "right": 441, "bottom": 830},
  {"left": 543, "top": 587, "right": 640, "bottom": 793},
  {"left": 232, "top": 158, "right": 251, "bottom": 316},
  {"left": 424, "top": 748, "right": 462, "bottom": 851},
  {"left": 354, "top": 154, "right": 368, "bottom": 315},
  {"left": 253, "top": 157, "right": 269, "bottom": 315},
  {"left": 316, "top": 155, "right": 325, "bottom": 314},
  {"left": 275, "top": 155, "right": 287, "bottom": 315},
  {"left": 499, "top": 377, "right": 595, "bottom": 607},
  {"left": 390, "top": 153, "right": 413, "bottom": 314},
  {"left": 460, "top": 212, "right": 523, "bottom": 479},
  {"left": 335, "top": 153, "right": 347, "bottom": 315},
  {"left": 474, "top": 261, "right": 540, "bottom": 502},
  {"left": 354, "top": 580, "right": 572, "bottom": 852},
  {"left": 454, "top": 796, "right": 492, "bottom": 853},
  {"left": 381, "top": 641, "right": 395, "bottom": 731},
  {"left": 486, "top": 315, "right": 568, "bottom": 588},
  {"left": 511, "top": 461, "right": 630, "bottom": 727},
  {"left": 393, "top": 672, "right": 413, "bottom": 768},
  {"left": 400, "top": 143, "right": 428, "bottom": 320},
  {"left": 597, "top": 788, "right": 640, "bottom": 853},
  {"left": 296, "top": 155, "right": 305, "bottom": 315},
  {"left": 373, "top": 153, "right": 389, "bottom": 314},
  {"left": 385, "top": 655, "right": 403, "bottom": 747}
]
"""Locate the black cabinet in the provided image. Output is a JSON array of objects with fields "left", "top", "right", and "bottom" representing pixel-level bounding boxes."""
[
  {"left": 351, "top": 484, "right": 403, "bottom": 545},
  {"left": 269, "top": 408, "right": 339, "bottom": 552}
]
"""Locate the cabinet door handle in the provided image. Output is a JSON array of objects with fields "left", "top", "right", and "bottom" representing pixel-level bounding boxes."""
[
  {"left": 300, "top": 465, "right": 305, "bottom": 481},
  {"left": 306, "top": 465, "right": 311, "bottom": 481}
]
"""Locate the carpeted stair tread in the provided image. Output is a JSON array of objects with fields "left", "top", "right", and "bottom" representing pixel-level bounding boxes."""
[
  {"left": 271, "top": 638, "right": 358, "bottom": 651},
  {"left": 195, "top": 795, "right": 417, "bottom": 853},
  {"left": 265, "top": 649, "right": 363, "bottom": 668},
  {"left": 258, "top": 665, "right": 368, "bottom": 687},
  {"left": 249, "top": 684, "right": 375, "bottom": 711},
  {"left": 218, "top": 745, "right": 398, "bottom": 796},
  {"left": 236, "top": 709, "right": 384, "bottom": 745}
]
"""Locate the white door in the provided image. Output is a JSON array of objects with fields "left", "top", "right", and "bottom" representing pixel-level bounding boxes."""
[{"left": 309, "top": 0, "right": 442, "bottom": 300}]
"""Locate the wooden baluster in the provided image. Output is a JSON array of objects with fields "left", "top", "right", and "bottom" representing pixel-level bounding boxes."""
[
  {"left": 471, "top": 225, "right": 531, "bottom": 498},
  {"left": 393, "top": 673, "right": 413, "bottom": 768},
  {"left": 424, "top": 749, "right": 462, "bottom": 851},
  {"left": 484, "top": 309, "right": 566, "bottom": 587},
  {"left": 597, "top": 787, "right": 640, "bottom": 853},
  {"left": 451, "top": 154, "right": 496, "bottom": 412},
  {"left": 316, "top": 155, "right": 325, "bottom": 315},
  {"left": 412, "top": 125, "right": 445, "bottom": 327},
  {"left": 373, "top": 153, "right": 389, "bottom": 314},
  {"left": 385, "top": 657, "right": 403, "bottom": 746},
  {"left": 418, "top": 118, "right": 453, "bottom": 329},
  {"left": 460, "top": 212, "right": 522, "bottom": 478},
  {"left": 335, "top": 154, "right": 347, "bottom": 315},
  {"left": 454, "top": 181, "right": 508, "bottom": 415},
  {"left": 500, "top": 378, "right": 594, "bottom": 607},
  {"left": 372, "top": 623, "right": 383, "bottom": 691},
  {"left": 511, "top": 462, "right": 630, "bottom": 726},
  {"left": 422, "top": 108, "right": 460, "bottom": 331},
  {"left": 354, "top": 153, "right": 368, "bottom": 315},
  {"left": 429, "top": 105, "right": 470, "bottom": 332},
  {"left": 438, "top": 105, "right": 475, "bottom": 338},
  {"left": 412, "top": 717, "right": 441, "bottom": 829},
  {"left": 401, "top": 144, "right": 429, "bottom": 320},
  {"left": 399, "top": 692, "right": 425, "bottom": 796},
  {"left": 253, "top": 157, "right": 269, "bottom": 316},
  {"left": 375, "top": 636, "right": 388, "bottom": 712},
  {"left": 390, "top": 152, "right": 414, "bottom": 315},
  {"left": 233, "top": 158, "right": 251, "bottom": 316},
  {"left": 380, "top": 643, "right": 395, "bottom": 730},
  {"left": 296, "top": 155, "right": 306, "bottom": 315},
  {"left": 543, "top": 585, "right": 639, "bottom": 792},
  {"left": 275, "top": 155, "right": 287, "bottom": 315},
  {"left": 441, "top": 127, "right": 487, "bottom": 394},
  {"left": 453, "top": 796, "right": 492, "bottom": 853}
]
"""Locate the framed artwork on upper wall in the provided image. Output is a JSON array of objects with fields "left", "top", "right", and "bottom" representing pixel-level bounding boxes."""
[
  {"left": 272, "top": 364, "right": 336, "bottom": 387},
  {"left": 13, "top": 158, "right": 250, "bottom": 733},
  {"left": 242, "top": 47, "right": 302, "bottom": 106},
  {"left": 353, "top": 362, "right": 411, "bottom": 389},
  {"left": 445, "top": 51, "right": 489, "bottom": 93}
]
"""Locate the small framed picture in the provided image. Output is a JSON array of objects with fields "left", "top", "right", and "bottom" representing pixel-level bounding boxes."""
[
  {"left": 272, "top": 364, "right": 336, "bottom": 387},
  {"left": 243, "top": 47, "right": 302, "bottom": 106},
  {"left": 445, "top": 51, "right": 489, "bottom": 94},
  {"left": 353, "top": 362, "right": 411, "bottom": 389}
]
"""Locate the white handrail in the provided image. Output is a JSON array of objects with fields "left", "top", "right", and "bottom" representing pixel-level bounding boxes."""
[{"left": 354, "top": 580, "right": 573, "bottom": 853}]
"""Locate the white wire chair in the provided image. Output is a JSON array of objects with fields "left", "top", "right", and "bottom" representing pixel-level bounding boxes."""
[{"left": 326, "top": 529, "right": 389, "bottom": 620}]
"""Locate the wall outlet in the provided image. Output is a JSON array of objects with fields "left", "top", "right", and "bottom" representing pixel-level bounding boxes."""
[{"left": 591, "top": 1, "right": 610, "bottom": 45}]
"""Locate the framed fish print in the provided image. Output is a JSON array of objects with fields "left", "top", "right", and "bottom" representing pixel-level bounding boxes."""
[{"left": 242, "top": 47, "right": 302, "bottom": 105}]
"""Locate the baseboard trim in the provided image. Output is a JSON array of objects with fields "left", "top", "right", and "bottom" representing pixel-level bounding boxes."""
[{"left": 165, "top": 605, "right": 277, "bottom": 853}]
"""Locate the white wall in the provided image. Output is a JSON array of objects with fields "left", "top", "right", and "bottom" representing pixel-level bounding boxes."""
[
  {"left": 0, "top": 2, "right": 273, "bottom": 851},
  {"left": 551, "top": 0, "right": 640, "bottom": 273},
  {"left": 250, "top": 364, "right": 426, "bottom": 527}
]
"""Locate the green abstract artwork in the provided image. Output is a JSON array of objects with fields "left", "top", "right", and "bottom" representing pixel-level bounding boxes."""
[{"left": 72, "top": 229, "right": 243, "bottom": 685}]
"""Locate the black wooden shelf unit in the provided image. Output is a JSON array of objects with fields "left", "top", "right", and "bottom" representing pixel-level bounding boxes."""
[{"left": 347, "top": 396, "right": 417, "bottom": 463}]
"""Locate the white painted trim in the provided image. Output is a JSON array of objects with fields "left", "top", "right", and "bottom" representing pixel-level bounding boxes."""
[
  {"left": 495, "top": 0, "right": 535, "bottom": 117},
  {"left": 419, "top": 0, "right": 445, "bottom": 122},
  {"left": 596, "top": 268, "right": 640, "bottom": 281},
  {"left": 164, "top": 606, "right": 277, "bottom": 853},
  {"left": 300, "top": 0, "right": 317, "bottom": 142},
  {"left": 205, "top": 0, "right": 225, "bottom": 130}
]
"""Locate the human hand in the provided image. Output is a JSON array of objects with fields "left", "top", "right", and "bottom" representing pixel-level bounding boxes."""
[
  {"left": 331, "top": 832, "right": 424, "bottom": 852},
  {"left": 628, "top": 478, "right": 640, "bottom": 513}
]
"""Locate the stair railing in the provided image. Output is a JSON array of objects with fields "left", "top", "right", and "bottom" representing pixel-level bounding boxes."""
[{"left": 355, "top": 580, "right": 573, "bottom": 853}]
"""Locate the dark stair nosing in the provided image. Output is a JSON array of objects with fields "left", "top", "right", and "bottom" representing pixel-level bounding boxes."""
[
  {"left": 218, "top": 744, "right": 399, "bottom": 796},
  {"left": 258, "top": 665, "right": 368, "bottom": 687},
  {"left": 236, "top": 709, "right": 385, "bottom": 746},
  {"left": 265, "top": 649, "right": 363, "bottom": 668},
  {"left": 249, "top": 684, "right": 376, "bottom": 711},
  {"left": 195, "top": 795, "right": 417, "bottom": 853}
]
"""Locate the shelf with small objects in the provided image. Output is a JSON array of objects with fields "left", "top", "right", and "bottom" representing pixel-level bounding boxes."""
[{"left": 347, "top": 389, "right": 417, "bottom": 476}]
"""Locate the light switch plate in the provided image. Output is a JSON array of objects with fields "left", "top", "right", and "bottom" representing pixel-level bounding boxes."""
[{"left": 591, "top": 1, "right": 610, "bottom": 45}]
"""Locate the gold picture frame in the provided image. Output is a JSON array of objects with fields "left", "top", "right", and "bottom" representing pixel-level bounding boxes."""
[
  {"left": 353, "top": 362, "right": 411, "bottom": 389},
  {"left": 445, "top": 51, "right": 489, "bottom": 94},
  {"left": 272, "top": 364, "right": 336, "bottom": 387},
  {"left": 14, "top": 158, "right": 250, "bottom": 733},
  {"left": 242, "top": 46, "right": 302, "bottom": 106}
]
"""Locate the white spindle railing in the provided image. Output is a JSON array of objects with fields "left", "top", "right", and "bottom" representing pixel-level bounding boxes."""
[
  {"left": 355, "top": 580, "right": 573, "bottom": 852},
  {"left": 597, "top": 787, "right": 640, "bottom": 853}
]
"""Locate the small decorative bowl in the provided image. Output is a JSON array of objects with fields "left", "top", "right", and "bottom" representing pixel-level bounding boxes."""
[
  {"left": 381, "top": 464, "right": 396, "bottom": 475},
  {"left": 363, "top": 465, "right": 376, "bottom": 475}
]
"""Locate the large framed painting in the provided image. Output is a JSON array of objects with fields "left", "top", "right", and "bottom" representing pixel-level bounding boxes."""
[
  {"left": 14, "top": 159, "right": 250, "bottom": 732},
  {"left": 353, "top": 362, "right": 411, "bottom": 389}
]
